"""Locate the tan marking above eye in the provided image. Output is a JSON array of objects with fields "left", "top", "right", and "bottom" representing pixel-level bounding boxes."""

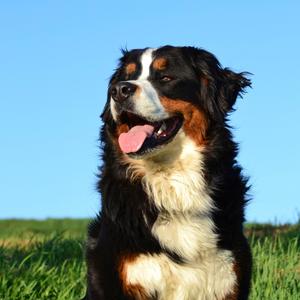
[
  {"left": 125, "top": 63, "right": 137, "bottom": 75},
  {"left": 153, "top": 57, "right": 167, "bottom": 70}
]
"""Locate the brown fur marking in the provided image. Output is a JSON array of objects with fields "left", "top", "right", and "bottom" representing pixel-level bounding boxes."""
[
  {"left": 120, "top": 155, "right": 145, "bottom": 180},
  {"left": 201, "top": 77, "right": 209, "bottom": 87},
  {"left": 126, "top": 63, "right": 137, "bottom": 75},
  {"left": 222, "top": 261, "right": 240, "bottom": 300},
  {"left": 116, "top": 123, "right": 129, "bottom": 136},
  {"left": 160, "top": 97, "right": 208, "bottom": 146},
  {"left": 118, "top": 254, "right": 149, "bottom": 299},
  {"left": 134, "top": 85, "right": 142, "bottom": 98},
  {"left": 152, "top": 57, "right": 167, "bottom": 70},
  {"left": 222, "top": 291, "right": 238, "bottom": 300}
]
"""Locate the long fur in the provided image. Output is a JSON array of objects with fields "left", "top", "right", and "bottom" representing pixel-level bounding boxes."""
[{"left": 83, "top": 46, "right": 252, "bottom": 300}]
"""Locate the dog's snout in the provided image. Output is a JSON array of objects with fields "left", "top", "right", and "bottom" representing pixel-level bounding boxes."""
[{"left": 111, "top": 82, "right": 137, "bottom": 103}]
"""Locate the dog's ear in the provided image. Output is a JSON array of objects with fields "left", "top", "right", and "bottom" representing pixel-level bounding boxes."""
[
  {"left": 184, "top": 47, "right": 251, "bottom": 120},
  {"left": 218, "top": 68, "right": 251, "bottom": 113}
]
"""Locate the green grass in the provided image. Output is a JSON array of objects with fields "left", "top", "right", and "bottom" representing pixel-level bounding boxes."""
[
  {"left": 0, "top": 219, "right": 299, "bottom": 299},
  {"left": 0, "top": 219, "right": 89, "bottom": 300}
]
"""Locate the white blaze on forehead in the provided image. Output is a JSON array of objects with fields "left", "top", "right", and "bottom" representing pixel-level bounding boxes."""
[
  {"left": 138, "top": 48, "right": 155, "bottom": 80},
  {"left": 130, "top": 48, "right": 169, "bottom": 121}
]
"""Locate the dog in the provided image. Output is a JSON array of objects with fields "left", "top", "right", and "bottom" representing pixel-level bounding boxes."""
[{"left": 83, "top": 46, "right": 252, "bottom": 300}]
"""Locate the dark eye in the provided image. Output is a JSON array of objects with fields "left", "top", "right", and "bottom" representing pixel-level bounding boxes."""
[{"left": 160, "top": 75, "right": 173, "bottom": 82}]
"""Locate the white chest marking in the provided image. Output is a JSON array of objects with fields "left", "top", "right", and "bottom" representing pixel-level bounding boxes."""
[
  {"left": 125, "top": 251, "right": 236, "bottom": 300},
  {"left": 125, "top": 134, "right": 236, "bottom": 299},
  {"left": 142, "top": 132, "right": 214, "bottom": 213}
]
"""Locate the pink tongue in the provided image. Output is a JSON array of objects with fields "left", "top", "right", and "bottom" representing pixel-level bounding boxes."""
[{"left": 118, "top": 125, "right": 155, "bottom": 153}]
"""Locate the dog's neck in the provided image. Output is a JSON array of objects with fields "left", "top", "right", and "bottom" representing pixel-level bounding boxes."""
[{"left": 123, "top": 131, "right": 214, "bottom": 214}]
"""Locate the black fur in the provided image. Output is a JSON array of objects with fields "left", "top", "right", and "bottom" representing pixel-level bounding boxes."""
[{"left": 83, "top": 46, "right": 252, "bottom": 300}]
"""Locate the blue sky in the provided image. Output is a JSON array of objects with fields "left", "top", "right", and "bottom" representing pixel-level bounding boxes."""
[{"left": 0, "top": 1, "right": 299, "bottom": 222}]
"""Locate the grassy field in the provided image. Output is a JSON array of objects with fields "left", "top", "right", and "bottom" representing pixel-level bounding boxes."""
[{"left": 0, "top": 219, "right": 299, "bottom": 299}]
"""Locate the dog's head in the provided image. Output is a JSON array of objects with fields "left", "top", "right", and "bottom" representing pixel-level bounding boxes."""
[{"left": 102, "top": 46, "right": 251, "bottom": 158}]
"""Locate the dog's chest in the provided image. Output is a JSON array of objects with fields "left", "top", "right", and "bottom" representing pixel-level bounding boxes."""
[
  {"left": 124, "top": 245, "right": 236, "bottom": 300},
  {"left": 150, "top": 214, "right": 235, "bottom": 300},
  {"left": 123, "top": 137, "right": 236, "bottom": 299},
  {"left": 125, "top": 185, "right": 236, "bottom": 299},
  {"left": 144, "top": 137, "right": 218, "bottom": 261}
]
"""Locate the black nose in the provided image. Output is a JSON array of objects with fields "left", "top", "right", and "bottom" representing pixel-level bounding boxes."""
[{"left": 110, "top": 82, "right": 137, "bottom": 103}]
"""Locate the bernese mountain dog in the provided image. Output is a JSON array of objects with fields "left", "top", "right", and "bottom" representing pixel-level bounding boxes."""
[{"left": 83, "top": 46, "right": 252, "bottom": 300}]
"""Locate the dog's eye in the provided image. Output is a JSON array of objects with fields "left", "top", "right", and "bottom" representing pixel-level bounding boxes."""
[{"left": 160, "top": 75, "right": 173, "bottom": 82}]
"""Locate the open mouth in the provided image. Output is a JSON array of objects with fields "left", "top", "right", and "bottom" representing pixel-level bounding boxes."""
[{"left": 118, "top": 112, "right": 183, "bottom": 155}]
